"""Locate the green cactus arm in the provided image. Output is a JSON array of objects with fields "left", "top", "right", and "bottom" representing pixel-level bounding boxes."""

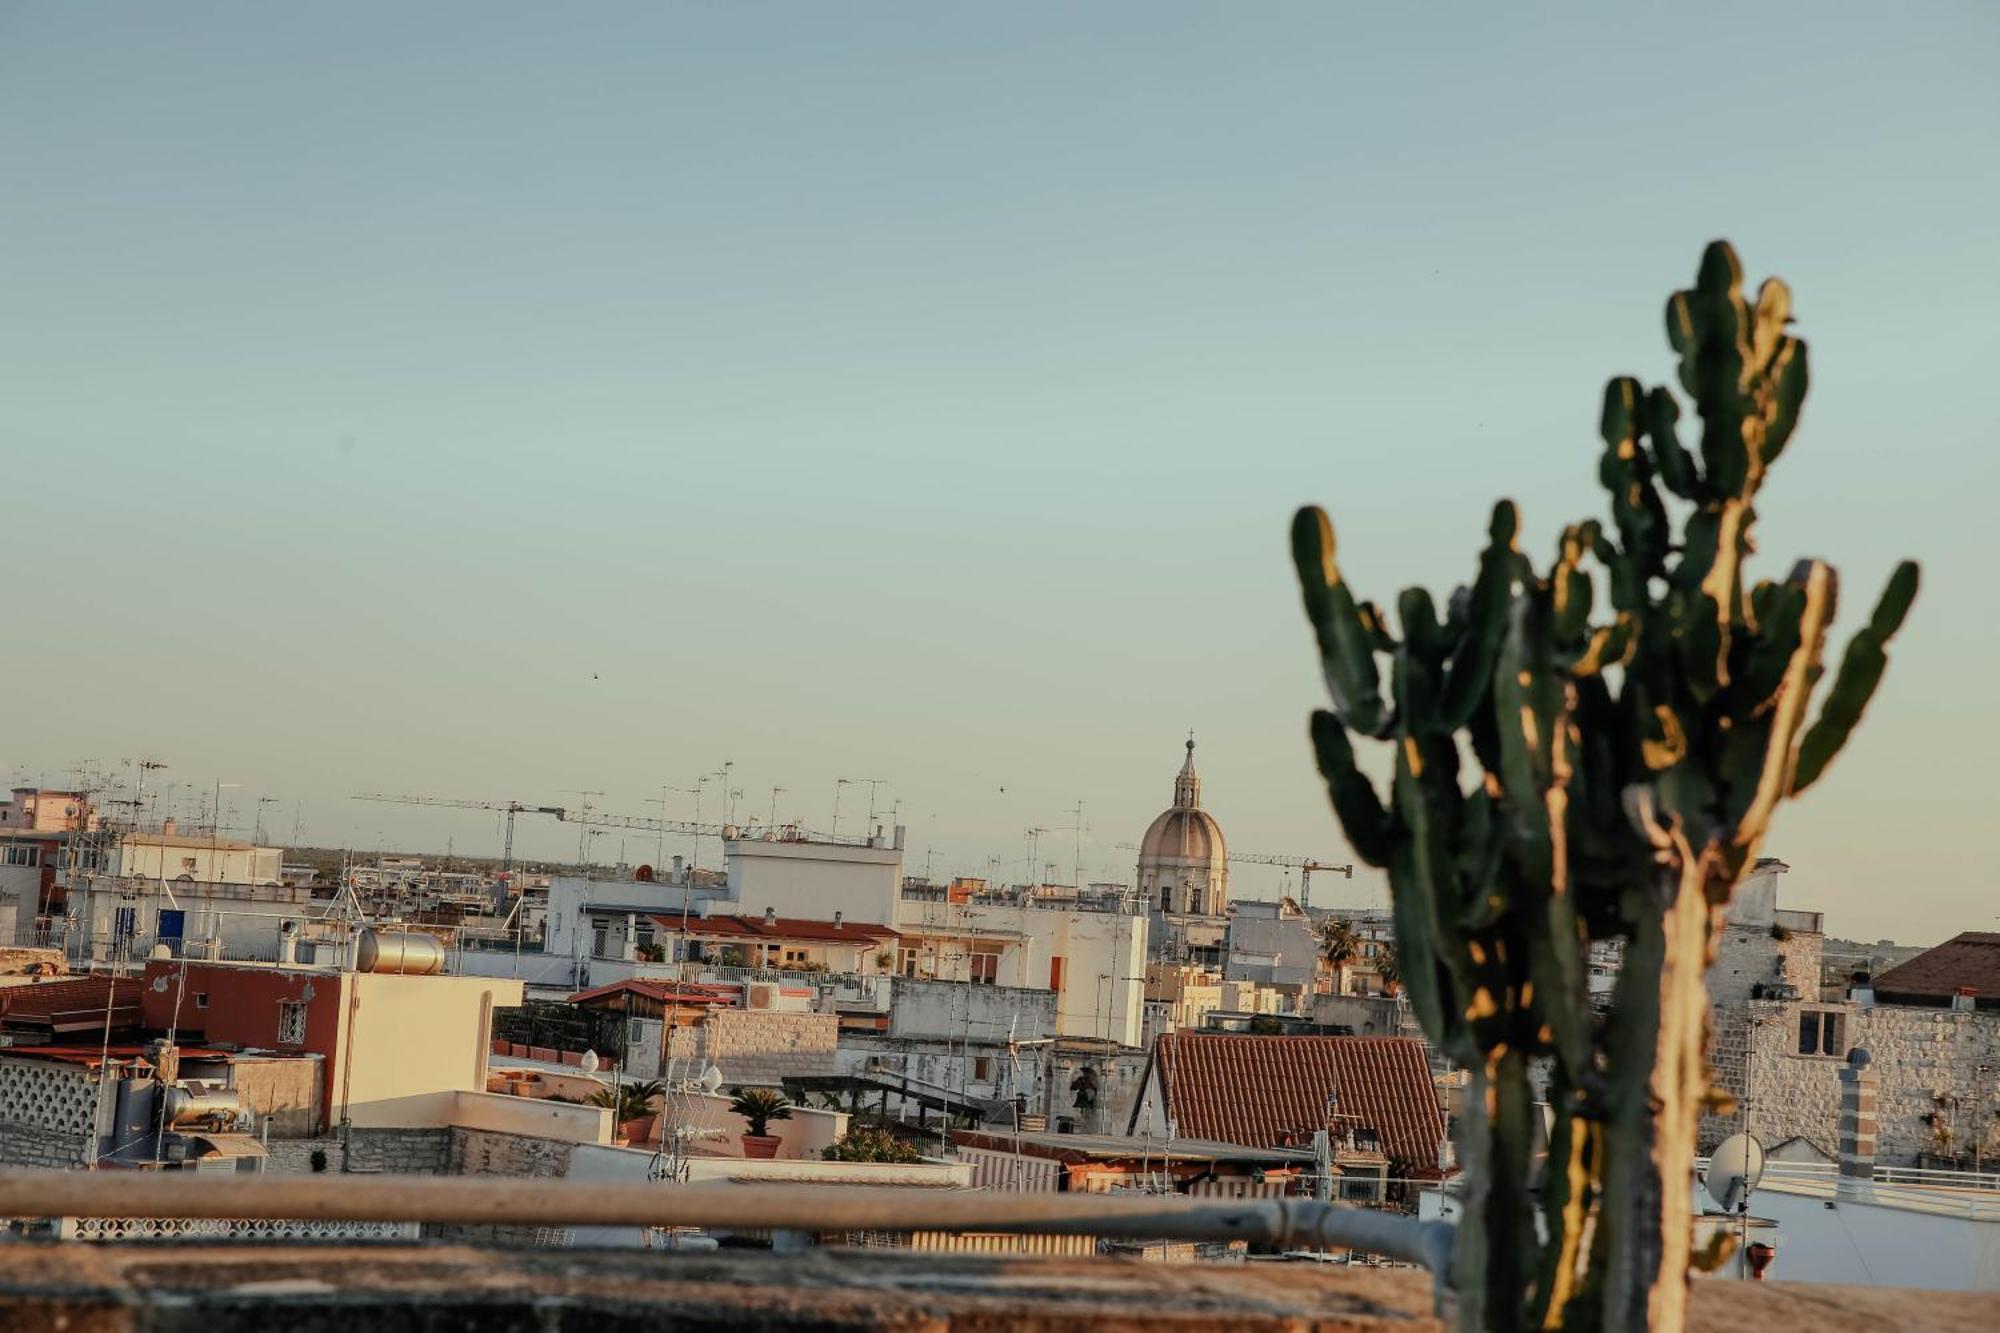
[
  {"left": 1598, "top": 380, "right": 1673, "bottom": 578},
  {"left": 1399, "top": 586, "right": 1448, "bottom": 667},
  {"left": 1550, "top": 526, "right": 1596, "bottom": 643},
  {"left": 1737, "top": 579, "right": 1807, "bottom": 710},
  {"left": 1731, "top": 559, "right": 1838, "bottom": 849},
  {"left": 1292, "top": 507, "right": 1394, "bottom": 737},
  {"left": 1439, "top": 501, "right": 1520, "bottom": 728},
  {"left": 1356, "top": 600, "right": 1400, "bottom": 653},
  {"left": 1308, "top": 711, "right": 1394, "bottom": 868},
  {"left": 1642, "top": 385, "right": 1703, "bottom": 501},
  {"left": 1790, "top": 560, "right": 1919, "bottom": 794},
  {"left": 1759, "top": 333, "right": 1809, "bottom": 470},
  {"left": 1562, "top": 613, "right": 1636, "bottom": 678},
  {"left": 1385, "top": 836, "right": 1469, "bottom": 1063}
]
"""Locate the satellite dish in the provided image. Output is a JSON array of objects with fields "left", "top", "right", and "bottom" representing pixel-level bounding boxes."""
[
  {"left": 699, "top": 1064, "right": 724, "bottom": 1093},
  {"left": 1706, "top": 1133, "right": 1766, "bottom": 1212},
  {"left": 579, "top": 1050, "right": 600, "bottom": 1073}
]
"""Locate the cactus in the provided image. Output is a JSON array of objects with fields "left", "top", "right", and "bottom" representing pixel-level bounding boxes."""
[{"left": 1291, "top": 242, "right": 1916, "bottom": 1332}]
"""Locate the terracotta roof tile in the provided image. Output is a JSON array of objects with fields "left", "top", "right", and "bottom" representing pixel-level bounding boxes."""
[
  {"left": 0, "top": 977, "right": 145, "bottom": 1033},
  {"left": 1871, "top": 932, "right": 2000, "bottom": 1007},
  {"left": 566, "top": 978, "right": 740, "bottom": 1007},
  {"left": 653, "top": 914, "right": 899, "bottom": 943},
  {"left": 1148, "top": 1033, "right": 1448, "bottom": 1175}
]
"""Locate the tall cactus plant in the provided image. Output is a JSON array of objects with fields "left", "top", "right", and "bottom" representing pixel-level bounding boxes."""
[{"left": 1291, "top": 242, "right": 1916, "bottom": 1331}]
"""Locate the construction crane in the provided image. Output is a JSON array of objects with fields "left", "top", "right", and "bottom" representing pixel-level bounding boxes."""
[
  {"left": 1116, "top": 843, "right": 1355, "bottom": 910},
  {"left": 1225, "top": 851, "right": 1354, "bottom": 911},
  {"left": 350, "top": 795, "right": 568, "bottom": 879},
  {"left": 353, "top": 794, "right": 863, "bottom": 879}
]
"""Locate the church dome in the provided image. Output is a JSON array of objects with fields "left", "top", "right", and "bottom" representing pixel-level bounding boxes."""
[
  {"left": 1138, "top": 806, "right": 1226, "bottom": 864},
  {"left": 1135, "top": 738, "right": 1229, "bottom": 917}
]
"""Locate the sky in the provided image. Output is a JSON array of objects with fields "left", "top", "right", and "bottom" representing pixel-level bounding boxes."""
[{"left": 2, "top": 5, "right": 1994, "bottom": 943}]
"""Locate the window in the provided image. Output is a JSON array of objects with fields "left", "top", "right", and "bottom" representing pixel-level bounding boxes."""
[
  {"left": 180, "top": 857, "right": 198, "bottom": 873},
  {"left": 972, "top": 1056, "right": 992, "bottom": 1082},
  {"left": 1797, "top": 1009, "right": 1845, "bottom": 1057},
  {"left": 194, "top": 993, "right": 209, "bottom": 1010},
  {"left": 2, "top": 845, "right": 36, "bottom": 867},
  {"left": 278, "top": 1001, "right": 308, "bottom": 1045},
  {"left": 968, "top": 953, "right": 999, "bottom": 984}
]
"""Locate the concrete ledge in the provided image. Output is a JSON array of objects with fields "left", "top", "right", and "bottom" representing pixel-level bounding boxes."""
[{"left": 0, "top": 1244, "right": 1993, "bottom": 1332}]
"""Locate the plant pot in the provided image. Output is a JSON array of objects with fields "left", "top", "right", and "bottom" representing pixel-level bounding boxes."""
[
  {"left": 620, "top": 1116, "right": 657, "bottom": 1145},
  {"left": 740, "top": 1133, "right": 782, "bottom": 1160}
]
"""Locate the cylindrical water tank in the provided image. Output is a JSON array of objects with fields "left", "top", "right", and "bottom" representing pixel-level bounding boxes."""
[
  {"left": 163, "top": 1084, "right": 246, "bottom": 1132},
  {"left": 355, "top": 928, "right": 446, "bottom": 975}
]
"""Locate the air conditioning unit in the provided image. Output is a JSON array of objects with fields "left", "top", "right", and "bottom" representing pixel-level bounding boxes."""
[{"left": 747, "top": 983, "right": 779, "bottom": 1011}]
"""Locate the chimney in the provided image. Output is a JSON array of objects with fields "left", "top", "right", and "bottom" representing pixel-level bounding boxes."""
[
  {"left": 162, "top": 817, "right": 177, "bottom": 836},
  {"left": 764, "top": 906, "right": 776, "bottom": 927},
  {"left": 1837, "top": 1047, "right": 1877, "bottom": 1197},
  {"left": 1951, "top": 986, "right": 1977, "bottom": 1013},
  {"left": 833, "top": 910, "right": 843, "bottom": 931},
  {"left": 670, "top": 855, "right": 685, "bottom": 885}
]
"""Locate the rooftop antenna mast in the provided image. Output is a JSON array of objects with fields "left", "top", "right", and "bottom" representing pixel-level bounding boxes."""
[
  {"left": 254, "top": 796, "right": 280, "bottom": 845},
  {"left": 560, "top": 790, "right": 605, "bottom": 863}
]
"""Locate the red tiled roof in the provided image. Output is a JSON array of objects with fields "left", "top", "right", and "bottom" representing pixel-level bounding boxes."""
[
  {"left": 566, "top": 978, "right": 740, "bottom": 1008},
  {"left": 653, "top": 914, "right": 899, "bottom": 943},
  {"left": 6, "top": 1044, "right": 230, "bottom": 1068},
  {"left": 1143, "top": 1034, "right": 1448, "bottom": 1175},
  {"left": 0, "top": 977, "right": 145, "bottom": 1033},
  {"left": 1872, "top": 932, "right": 2000, "bottom": 1007}
]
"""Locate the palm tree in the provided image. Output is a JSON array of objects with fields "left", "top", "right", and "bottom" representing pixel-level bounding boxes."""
[
  {"left": 727, "top": 1087, "right": 794, "bottom": 1138},
  {"left": 586, "top": 1079, "right": 663, "bottom": 1122},
  {"left": 1372, "top": 940, "right": 1401, "bottom": 996},
  {"left": 1317, "top": 916, "right": 1360, "bottom": 968}
]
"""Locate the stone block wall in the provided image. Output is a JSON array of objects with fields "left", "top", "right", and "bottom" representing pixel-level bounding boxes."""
[
  {"left": 1703, "top": 997, "right": 2000, "bottom": 1165},
  {"left": 1709, "top": 921, "right": 1821, "bottom": 1011},
  {"left": 440, "top": 1127, "right": 579, "bottom": 1244},
  {"left": 262, "top": 1137, "right": 345, "bottom": 1174},
  {"left": 344, "top": 1127, "right": 454, "bottom": 1174},
  {"left": 449, "top": 1126, "right": 577, "bottom": 1179},
  {"left": 667, "top": 1009, "right": 838, "bottom": 1083},
  {"left": 0, "top": 1121, "right": 93, "bottom": 1170}
]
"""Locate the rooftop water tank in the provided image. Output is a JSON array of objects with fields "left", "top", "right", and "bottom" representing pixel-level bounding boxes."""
[{"left": 355, "top": 928, "right": 446, "bottom": 975}]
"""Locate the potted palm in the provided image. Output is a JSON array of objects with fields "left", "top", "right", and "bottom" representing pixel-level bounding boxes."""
[
  {"left": 728, "top": 1086, "right": 793, "bottom": 1159},
  {"left": 587, "top": 1079, "right": 664, "bottom": 1144}
]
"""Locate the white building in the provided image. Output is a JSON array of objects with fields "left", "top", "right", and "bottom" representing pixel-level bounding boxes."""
[
  {"left": 109, "top": 830, "right": 284, "bottom": 886},
  {"left": 894, "top": 896, "right": 1147, "bottom": 1047},
  {"left": 725, "top": 829, "right": 905, "bottom": 926}
]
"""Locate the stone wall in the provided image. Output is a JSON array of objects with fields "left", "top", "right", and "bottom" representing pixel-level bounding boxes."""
[
  {"left": 440, "top": 1127, "right": 578, "bottom": 1244},
  {"left": 0, "top": 1121, "right": 93, "bottom": 1170},
  {"left": 262, "top": 1137, "right": 344, "bottom": 1174},
  {"left": 449, "top": 1126, "right": 577, "bottom": 1179},
  {"left": 1702, "top": 915, "right": 1827, "bottom": 1149},
  {"left": 344, "top": 1127, "right": 455, "bottom": 1174},
  {"left": 663, "top": 1009, "right": 838, "bottom": 1084},
  {"left": 1703, "top": 996, "right": 2000, "bottom": 1165}
]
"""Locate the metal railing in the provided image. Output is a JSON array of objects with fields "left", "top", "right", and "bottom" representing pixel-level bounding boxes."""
[
  {"left": 0, "top": 1173, "right": 1454, "bottom": 1287},
  {"left": 1694, "top": 1157, "right": 2000, "bottom": 1221}
]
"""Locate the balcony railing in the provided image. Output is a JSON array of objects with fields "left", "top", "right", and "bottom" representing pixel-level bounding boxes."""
[{"left": 0, "top": 1173, "right": 1453, "bottom": 1289}]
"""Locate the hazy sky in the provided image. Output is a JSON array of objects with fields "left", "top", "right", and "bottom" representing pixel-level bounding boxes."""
[{"left": 3, "top": 5, "right": 1994, "bottom": 942}]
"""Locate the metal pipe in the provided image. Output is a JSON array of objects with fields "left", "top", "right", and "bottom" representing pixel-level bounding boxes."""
[{"left": 0, "top": 1174, "right": 1452, "bottom": 1270}]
